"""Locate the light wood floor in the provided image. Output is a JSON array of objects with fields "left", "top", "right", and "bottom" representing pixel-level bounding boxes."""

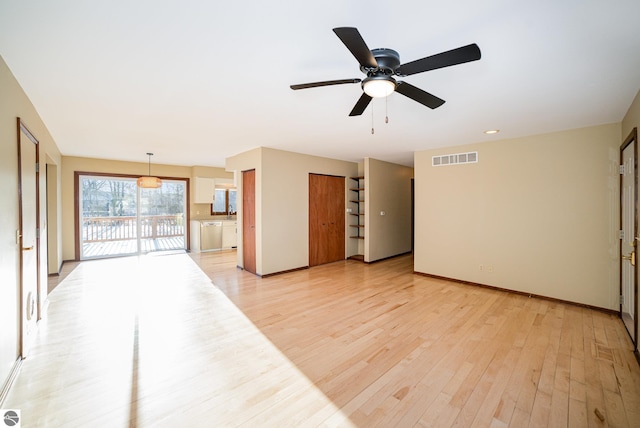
[{"left": 5, "top": 251, "right": 640, "bottom": 427}]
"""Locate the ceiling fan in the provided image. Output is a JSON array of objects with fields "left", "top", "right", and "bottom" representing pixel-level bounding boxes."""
[{"left": 290, "top": 27, "right": 481, "bottom": 116}]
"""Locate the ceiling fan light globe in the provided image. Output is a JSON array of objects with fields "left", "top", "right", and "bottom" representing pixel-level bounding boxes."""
[{"left": 363, "top": 77, "right": 396, "bottom": 98}]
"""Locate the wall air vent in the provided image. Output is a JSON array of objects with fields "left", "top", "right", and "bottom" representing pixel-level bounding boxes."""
[{"left": 432, "top": 151, "right": 478, "bottom": 167}]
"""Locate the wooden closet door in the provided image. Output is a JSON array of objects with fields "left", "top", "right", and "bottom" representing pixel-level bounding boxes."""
[
  {"left": 309, "top": 174, "right": 345, "bottom": 266},
  {"left": 242, "top": 169, "right": 256, "bottom": 274}
]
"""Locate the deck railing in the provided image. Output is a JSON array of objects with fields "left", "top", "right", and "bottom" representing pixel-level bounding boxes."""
[{"left": 82, "top": 215, "right": 185, "bottom": 243}]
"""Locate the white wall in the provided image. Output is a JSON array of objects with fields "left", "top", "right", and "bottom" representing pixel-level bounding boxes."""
[{"left": 414, "top": 123, "right": 621, "bottom": 310}]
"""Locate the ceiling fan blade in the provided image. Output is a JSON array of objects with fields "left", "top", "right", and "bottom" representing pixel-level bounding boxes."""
[
  {"left": 396, "top": 43, "right": 481, "bottom": 76},
  {"left": 333, "top": 27, "right": 378, "bottom": 69},
  {"left": 290, "top": 79, "right": 361, "bottom": 90},
  {"left": 395, "top": 81, "right": 445, "bottom": 109},
  {"left": 349, "top": 93, "right": 373, "bottom": 116}
]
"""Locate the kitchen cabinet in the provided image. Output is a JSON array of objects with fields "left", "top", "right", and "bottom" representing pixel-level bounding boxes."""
[
  {"left": 191, "top": 220, "right": 236, "bottom": 252},
  {"left": 222, "top": 221, "right": 237, "bottom": 249},
  {"left": 194, "top": 177, "right": 215, "bottom": 204}
]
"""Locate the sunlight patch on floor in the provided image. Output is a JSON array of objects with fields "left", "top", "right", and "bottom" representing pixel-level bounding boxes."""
[{"left": 7, "top": 253, "right": 355, "bottom": 427}]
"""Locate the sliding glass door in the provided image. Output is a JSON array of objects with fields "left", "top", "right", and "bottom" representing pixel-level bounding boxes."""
[
  {"left": 139, "top": 180, "right": 186, "bottom": 253},
  {"left": 79, "top": 174, "right": 187, "bottom": 259}
]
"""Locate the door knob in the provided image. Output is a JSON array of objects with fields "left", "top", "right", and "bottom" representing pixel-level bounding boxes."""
[
  {"left": 22, "top": 246, "right": 34, "bottom": 251},
  {"left": 623, "top": 251, "right": 636, "bottom": 266}
]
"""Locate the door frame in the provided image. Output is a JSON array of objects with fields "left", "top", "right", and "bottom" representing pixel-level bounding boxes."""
[
  {"left": 620, "top": 127, "right": 638, "bottom": 353},
  {"left": 17, "top": 118, "right": 41, "bottom": 357}
]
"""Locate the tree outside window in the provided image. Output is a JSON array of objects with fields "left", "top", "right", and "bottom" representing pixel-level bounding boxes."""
[{"left": 211, "top": 189, "right": 237, "bottom": 215}]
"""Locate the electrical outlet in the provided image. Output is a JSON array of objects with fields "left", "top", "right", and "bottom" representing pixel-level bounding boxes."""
[
  {"left": 346, "top": 208, "right": 352, "bottom": 213},
  {"left": 479, "top": 264, "right": 483, "bottom": 271}
]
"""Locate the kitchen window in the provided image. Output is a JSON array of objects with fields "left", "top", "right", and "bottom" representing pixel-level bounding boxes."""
[{"left": 211, "top": 188, "right": 237, "bottom": 215}]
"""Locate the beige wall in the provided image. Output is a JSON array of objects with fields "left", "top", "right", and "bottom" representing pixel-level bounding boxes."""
[
  {"left": 226, "top": 147, "right": 262, "bottom": 272},
  {"left": 227, "top": 147, "right": 358, "bottom": 275},
  {"left": 364, "top": 158, "right": 414, "bottom": 262},
  {"left": 0, "top": 56, "right": 62, "bottom": 388},
  {"left": 414, "top": 123, "right": 621, "bottom": 310},
  {"left": 622, "top": 89, "right": 640, "bottom": 141},
  {"left": 46, "top": 160, "right": 61, "bottom": 274},
  {"left": 60, "top": 156, "right": 231, "bottom": 261}
]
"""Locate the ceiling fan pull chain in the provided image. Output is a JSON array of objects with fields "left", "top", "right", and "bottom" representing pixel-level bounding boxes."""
[
  {"left": 385, "top": 96, "right": 389, "bottom": 124},
  {"left": 371, "top": 102, "right": 375, "bottom": 134}
]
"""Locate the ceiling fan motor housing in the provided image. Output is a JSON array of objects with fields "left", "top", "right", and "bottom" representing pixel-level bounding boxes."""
[{"left": 361, "top": 48, "right": 401, "bottom": 75}]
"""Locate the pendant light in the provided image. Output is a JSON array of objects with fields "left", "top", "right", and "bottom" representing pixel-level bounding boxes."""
[{"left": 137, "top": 152, "right": 162, "bottom": 188}]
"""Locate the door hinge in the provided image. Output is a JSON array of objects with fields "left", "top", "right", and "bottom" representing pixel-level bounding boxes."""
[
  {"left": 620, "top": 164, "right": 625, "bottom": 175},
  {"left": 35, "top": 162, "right": 40, "bottom": 173},
  {"left": 620, "top": 295, "right": 625, "bottom": 305},
  {"left": 620, "top": 230, "right": 625, "bottom": 240},
  {"left": 36, "top": 228, "right": 40, "bottom": 238}
]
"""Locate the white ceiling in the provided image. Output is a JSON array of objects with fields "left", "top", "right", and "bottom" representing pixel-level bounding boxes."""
[{"left": 1, "top": 0, "right": 639, "bottom": 168}]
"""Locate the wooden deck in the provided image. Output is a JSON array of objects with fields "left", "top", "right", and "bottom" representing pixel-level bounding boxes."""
[
  {"left": 7, "top": 251, "right": 640, "bottom": 427},
  {"left": 82, "top": 237, "right": 186, "bottom": 258},
  {"left": 81, "top": 214, "right": 186, "bottom": 258}
]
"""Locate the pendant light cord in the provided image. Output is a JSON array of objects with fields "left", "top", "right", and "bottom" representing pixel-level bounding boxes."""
[{"left": 147, "top": 152, "right": 153, "bottom": 176}]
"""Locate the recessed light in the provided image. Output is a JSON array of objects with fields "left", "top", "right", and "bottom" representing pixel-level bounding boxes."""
[{"left": 484, "top": 129, "right": 500, "bottom": 134}]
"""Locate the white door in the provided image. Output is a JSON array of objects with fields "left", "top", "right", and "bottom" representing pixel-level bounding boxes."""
[
  {"left": 18, "top": 120, "right": 40, "bottom": 357},
  {"left": 621, "top": 132, "right": 637, "bottom": 347}
]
